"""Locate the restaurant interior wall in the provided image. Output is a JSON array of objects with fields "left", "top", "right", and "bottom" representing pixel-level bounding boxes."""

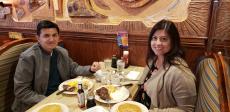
[{"left": 0, "top": 0, "right": 229, "bottom": 72}]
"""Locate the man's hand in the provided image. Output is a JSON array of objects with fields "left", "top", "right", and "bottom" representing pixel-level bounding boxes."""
[{"left": 90, "top": 62, "right": 101, "bottom": 72}]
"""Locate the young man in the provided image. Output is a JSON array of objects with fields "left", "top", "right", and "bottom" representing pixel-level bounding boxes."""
[{"left": 12, "top": 20, "right": 100, "bottom": 112}]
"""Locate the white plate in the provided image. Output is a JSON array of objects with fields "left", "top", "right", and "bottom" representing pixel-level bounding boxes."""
[
  {"left": 58, "top": 77, "right": 93, "bottom": 94},
  {"left": 32, "top": 103, "right": 69, "bottom": 112},
  {"left": 94, "top": 85, "right": 130, "bottom": 104},
  {"left": 83, "top": 106, "right": 108, "bottom": 112},
  {"left": 110, "top": 101, "right": 148, "bottom": 112}
]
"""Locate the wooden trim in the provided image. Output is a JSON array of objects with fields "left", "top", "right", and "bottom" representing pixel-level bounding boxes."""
[
  {"left": 0, "top": 27, "right": 208, "bottom": 48},
  {"left": 207, "top": 0, "right": 220, "bottom": 51},
  {"left": 213, "top": 53, "right": 229, "bottom": 112},
  {"left": 0, "top": 29, "right": 208, "bottom": 69},
  {"left": 218, "top": 54, "right": 230, "bottom": 111}
]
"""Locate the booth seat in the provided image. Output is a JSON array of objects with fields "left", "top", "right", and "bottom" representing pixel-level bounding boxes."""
[
  {"left": 195, "top": 53, "right": 229, "bottom": 112},
  {"left": 218, "top": 54, "right": 230, "bottom": 111},
  {"left": 0, "top": 38, "right": 36, "bottom": 112}
]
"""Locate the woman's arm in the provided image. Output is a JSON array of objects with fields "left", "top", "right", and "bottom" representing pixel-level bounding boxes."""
[{"left": 151, "top": 69, "right": 197, "bottom": 112}]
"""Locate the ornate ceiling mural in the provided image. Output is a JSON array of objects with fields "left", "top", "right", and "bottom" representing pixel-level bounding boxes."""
[
  {"left": 11, "top": 0, "right": 46, "bottom": 22},
  {"left": 114, "top": 0, "right": 152, "bottom": 8},
  {"left": 6, "top": 0, "right": 191, "bottom": 27},
  {"left": 87, "top": 0, "right": 191, "bottom": 26},
  {"left": 67, "top": 0, "right": 104, "bottom": 17}
]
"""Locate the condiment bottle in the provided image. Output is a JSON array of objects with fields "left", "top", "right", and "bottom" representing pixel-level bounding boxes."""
[
  {"left": 111, "top": 55, "right": 117, "bottom": 68},
  {"left": 86, "top": 96, "right": 96, "bottom": 109},
  {"left": 77, "top": 81, "right": 85, "bottom": 108},
  {"left": 122, "top": 50, "right": 129, "bottom": 68}
]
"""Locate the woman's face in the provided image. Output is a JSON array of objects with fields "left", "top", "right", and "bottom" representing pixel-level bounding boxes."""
[{"left": 151, "top": 30, "right": 171, "bottom": 57}]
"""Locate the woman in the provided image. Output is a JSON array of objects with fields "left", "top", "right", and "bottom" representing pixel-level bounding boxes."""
[{"left": 143, "top": 19, "right": 197, "bottom": 112}]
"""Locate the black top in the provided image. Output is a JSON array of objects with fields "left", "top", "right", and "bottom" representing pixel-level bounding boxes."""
[{"left": 45, "top": 50, "right": 62, "bottom": 96}]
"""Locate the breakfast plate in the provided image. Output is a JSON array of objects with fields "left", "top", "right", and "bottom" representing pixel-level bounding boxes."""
[
  {"left": 94, "top": 85, "right": 130, "bottom": 104},
  {"left": 32, "top": 103, "right": 69, "bottom": 112},
  {"left": 83, "top": 106, "right": 108, "bottom": 112},
  {"left": 58, "top": 77, "right": 93, "bottom": 94},
  {"left": 110, "top": 101, "right": 148, "bottom": 112}
]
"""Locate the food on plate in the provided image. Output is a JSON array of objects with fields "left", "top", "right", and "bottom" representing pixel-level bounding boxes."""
[
  {"left": 67, "top": 80, "right": 78, "bottom": 87},
  {"left": 62, "top": 79, "right": 89, "bottom": 92},
  {"left": 107, "top": 85, "right": 117, "bottom": 93},
  {"left": 38, "top": 104, "right": 62, "bottom": 112},
  {"left": 117, "top": 103, "right": 141, "bottom": 112},
  {"left": 96, "top": 85, "right": 118, "bottom": 100},
  {"left": 62, "top": 85, "right": 75, "bottom": 92},
  {"left": 82, "top": 80, "right": 89, "bottom": 90},
  {"left": 96, "top": 87, "right": 111, "bottom": 100}
]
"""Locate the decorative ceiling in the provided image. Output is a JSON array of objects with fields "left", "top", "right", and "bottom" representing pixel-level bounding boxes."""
[
  {"left": 7, "top": 0, "right": 191, "bottom": 27},
  {"left": 87, "top": 0, "right": 191, "bottom": 26}
]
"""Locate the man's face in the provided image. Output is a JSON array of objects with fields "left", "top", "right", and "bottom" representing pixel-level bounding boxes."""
[{"left": 37, "top": 28, "right": 59, "bottom": 53}]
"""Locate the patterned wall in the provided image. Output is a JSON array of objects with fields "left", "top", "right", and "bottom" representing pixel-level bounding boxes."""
[
  {"left": 0, "top": 0, "right": 207, "bottom": 36},
  {"left": 1, "top": 0, "right": 229, "bottom": 68},
  {"left": 215, "top": 1, "right": 230, "bottom": 40},
  {"left": 0, "top": 0, "right": 229, "bottom": 43}
]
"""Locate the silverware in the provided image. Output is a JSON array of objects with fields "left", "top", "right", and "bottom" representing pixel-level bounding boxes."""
[{"left": 117, "top": 83, "right": 133, "bottom": 87}]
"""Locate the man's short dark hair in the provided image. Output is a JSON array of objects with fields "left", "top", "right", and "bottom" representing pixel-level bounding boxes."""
[{"left": 36, "top": 20, "right": 60, "bottom": 36}]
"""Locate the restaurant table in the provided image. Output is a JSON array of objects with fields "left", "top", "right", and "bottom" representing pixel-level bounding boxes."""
[{"left": 26, "top": 65, "right": 145, "bottom": 112}]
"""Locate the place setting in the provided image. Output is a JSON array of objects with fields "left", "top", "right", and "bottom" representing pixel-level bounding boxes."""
[
  {"left": 57, "top": 76, "right": 94, "bottom": 95},
  {"left": 31, "top": 102, "right": 69, "bottom": 112},
  {"left": 84, "top": 83, "right": 148, "bottom": 112},
  {"left": 29, "top": 58, "right": 146, "bottom": 112},
  {"left": 83, "top": 101, "right": 149, "bottom": 112},
  {"left": 81, "top": 59, "right": 147, "bottom": 112}
]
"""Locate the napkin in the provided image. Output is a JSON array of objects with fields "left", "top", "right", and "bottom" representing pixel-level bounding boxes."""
[{"left": 126, "top": 71, "right": 140, "bottom": 80}]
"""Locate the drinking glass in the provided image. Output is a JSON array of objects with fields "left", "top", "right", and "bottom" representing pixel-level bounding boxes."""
[
  {"left": 117, "top": 59, "right": 125, "bottom": 74},
  {"left": 104, "top": 59, "right": 112, "bottom": 71},
  {"left": 111, "top": 70, "right": 120, "bottom": 85},
  {"left": 101, "top": 75, "right": 107, "bottom": 85},
  {"left": 116, "top": 60, "right": 125, "bottom": 82}
]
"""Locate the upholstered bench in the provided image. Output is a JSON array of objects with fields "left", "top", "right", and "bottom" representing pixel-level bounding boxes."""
[
  {"left": 0, "top": 38, "right": 36, "bottom": 112},
  {"left": 195, "top": 53, "right": 229, "bottom": 112}
]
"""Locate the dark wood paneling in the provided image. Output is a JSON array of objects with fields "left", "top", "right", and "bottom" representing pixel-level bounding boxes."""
[
  {"left": 59, "top": 32, "right": 207, "bottom": 71},
  {"left": 0, "top": 28, "right": 209, "bottom": 71},
  {"left": 61, "top": 32, "right": 148, "bottom": 66}
]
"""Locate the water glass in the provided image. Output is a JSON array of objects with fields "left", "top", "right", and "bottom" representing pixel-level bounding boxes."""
[
  {"left": 101, "top": 76, "right": 107, "bottom": 85},
  {"left": 104, "top": 59, "right": 112, "bottom": 70},
  {"left": 111, "top": 71, "right": 120, "bottom": 85},
  {"left": 117, "top": 59, "right": 125, "bottom": 73}
]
